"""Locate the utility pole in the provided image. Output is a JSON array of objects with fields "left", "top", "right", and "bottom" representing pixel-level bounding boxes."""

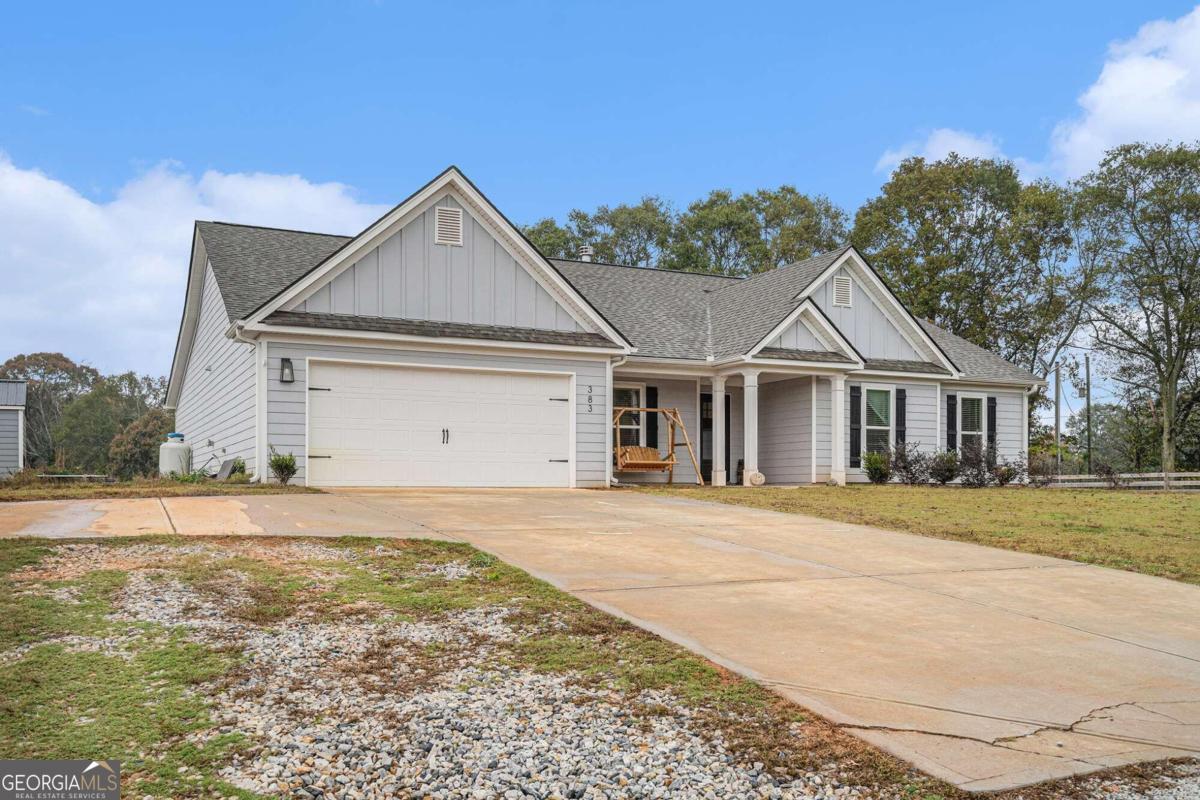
[
  {"left": 1054, "top": 362, "right": 1061, "bottom": 473},
  {"left": 1085, "top": 354, "right": 1092, "bottom": 475}
]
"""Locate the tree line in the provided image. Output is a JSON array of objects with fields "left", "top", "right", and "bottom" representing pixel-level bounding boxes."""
[
  {"left": 525, "top": 142, "right": 1200, "bottom": 475},
  {"left": 0, "top": 352, "right": 172, "bottom": 478}
]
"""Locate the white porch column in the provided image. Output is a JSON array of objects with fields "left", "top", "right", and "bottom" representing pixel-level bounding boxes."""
[
  {"left": 830, "top": 375, "right": 847, "bottom": 486},
  {"left": 712, "top": 376, "right": 727, "bottom": 487},
  {"left": 742, "top": 370, "right": 759, "bottom": 486}
]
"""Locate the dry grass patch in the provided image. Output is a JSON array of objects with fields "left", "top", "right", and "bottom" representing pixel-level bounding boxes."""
[{"left": 0, "top": 477, "right": 319, "bottom": 503}]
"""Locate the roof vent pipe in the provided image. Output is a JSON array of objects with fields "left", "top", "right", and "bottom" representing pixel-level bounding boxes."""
[{"left": 578, "top": 244, "right": 594, "bottom": 262}]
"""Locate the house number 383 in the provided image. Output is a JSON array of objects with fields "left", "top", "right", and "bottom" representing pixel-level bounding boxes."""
[{"left": 587, "top": 385, "right": 593, "bottom": 413}]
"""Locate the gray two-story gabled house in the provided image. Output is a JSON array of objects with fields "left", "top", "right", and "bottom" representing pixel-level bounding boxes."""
[{"left": 166, "top": 167, "right": 1042, "bottom": 487}]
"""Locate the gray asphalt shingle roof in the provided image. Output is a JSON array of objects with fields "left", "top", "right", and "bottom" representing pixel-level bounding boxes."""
[
  {"left": 0, "top": 380, "right": 27, "bottom": 406},
  {"left": 197, "top": 222, "right": 351, "bottom": 322},
  {"left": 264, "top": 311, "right": 617, "bottom": 349},
  {"left": 917, "top": 320, "right": 1039, "bottom": 384},
  {"left": 192, "top": 222, "right": 1039, "bottom": 384}
]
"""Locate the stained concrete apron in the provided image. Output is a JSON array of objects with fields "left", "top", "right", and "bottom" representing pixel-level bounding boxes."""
[{"left": 2, "top": 488, "right": 1197, "bottom": 791}]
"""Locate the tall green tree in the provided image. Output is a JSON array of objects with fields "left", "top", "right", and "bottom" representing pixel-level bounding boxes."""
[
  {"left": 0, "top": 353, "right": 100, "bottom": 467},
  {"left": 53, "top": 375, "right": 162, "bottom": 473},
  {"left": 751, "top": 186, "right": 848, "bottom": 270},
  {"left": 522, "top": 218, "right": 578, "bottom": 260},
  {"left": 666, "top": 190, "right": 765, "bottom": 276},
  {"left": 1076, "top": 142, "right": 1200, "bottom": 475},
  {"left": 851, "top": 155, "right": 1095, "bottom": 378}
]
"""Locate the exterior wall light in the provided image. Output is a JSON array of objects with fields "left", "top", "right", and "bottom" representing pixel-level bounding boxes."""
[{"left": 280, "top": 358, "right": 295, "bottom": 384}]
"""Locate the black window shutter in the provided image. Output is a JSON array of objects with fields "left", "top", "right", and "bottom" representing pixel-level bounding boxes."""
[
  {"left": 849, "top": 385, "right": 862, "bottom": 468},
  {"left": 946, "top": 394, "right": 957, "bottom": 451},
  {"left": 987, "top": 396, "right": 997, "bottom": 454},
  {"left": 645, "top": 386, "right": 658, "bottom": 449},
  {"left": 895, "top": 388, "right": 907, "bottom": 445}
]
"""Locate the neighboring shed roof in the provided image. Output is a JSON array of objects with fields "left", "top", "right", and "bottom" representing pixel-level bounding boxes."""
[
  {"left": 197, "top": 222, "right": 351, "bottom": 322},
  {"left": 0, "top": 380, "right": 27, "bottom": 406},
  {"left": 264, "top": 310, "right": 618, "bottom": 349},
  {"left": 185, "top": 221, "right": 1039, "bottom": 385}
]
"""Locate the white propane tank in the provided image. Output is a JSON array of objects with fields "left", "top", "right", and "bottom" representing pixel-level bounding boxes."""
[{"left": 159, "top": 432, "right": 192, "bottom": 477}]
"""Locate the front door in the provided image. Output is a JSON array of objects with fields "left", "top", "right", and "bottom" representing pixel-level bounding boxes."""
[{"left": 699, "top": 392, "right": 731, "bottom": 482}]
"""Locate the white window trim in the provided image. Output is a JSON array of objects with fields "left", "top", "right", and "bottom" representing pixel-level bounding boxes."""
[
  {"left": 860, "top": 383, "right": 894, "bottom": 455},
  {"left": 614, "top": 381, "right": 646, "bottom": 447},
  {"left": 957, "top": 393, "right": 987, "bottom": 453}
]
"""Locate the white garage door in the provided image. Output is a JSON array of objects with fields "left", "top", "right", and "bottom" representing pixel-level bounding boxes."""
[{"left": 306, "top": 362, "right": 572, "bottom": 487}]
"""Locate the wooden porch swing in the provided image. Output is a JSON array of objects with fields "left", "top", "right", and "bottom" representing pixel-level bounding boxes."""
[{"left": 612, "top": 407, "right": 704, "bottom": 485}]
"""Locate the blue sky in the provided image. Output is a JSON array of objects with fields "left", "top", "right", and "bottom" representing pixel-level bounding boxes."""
[{"left": 1, "top": 0, "right": 1199, "bottom": 377}]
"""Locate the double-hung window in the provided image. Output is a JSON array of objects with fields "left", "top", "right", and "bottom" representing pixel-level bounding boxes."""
[
  {"left": 614, "top": 384, "right": 644, "bottom": 447},
  {"left": 959, "top": 396, "right": 985, "bottom": 454},
  {"left": 864, "top": 387, "right": 892, "bottom": 453}
]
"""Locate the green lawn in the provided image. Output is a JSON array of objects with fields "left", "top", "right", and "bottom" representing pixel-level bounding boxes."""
[{"left": 635, "top": 485, "right": 1200, "bottom": 585}]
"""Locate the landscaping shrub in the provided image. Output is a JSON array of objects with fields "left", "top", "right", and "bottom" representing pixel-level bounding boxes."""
[
  {"left": 890, "top": 441, "right": 930, "bottom": 485},
  {"left": 229, "top": 457, "right": 246, "bottom": 476},
  {"left": 862, "top": 450, "right": 892, "bottom": 484},
  {"left": 1027, "top": 452, "right": 1057, "bottom": 488},
  {"left": 1094, "top": 461, "right": 1126, "bottom": 489},
  {"left": 929, "top": 450, "right": 960, "bottom": 485},
  {"left": 108, "top": 408, "right": 174, "bottom": 479},
  {"left": 991, "top": 455, "right": 1026, "bottom": 487},
  {"left": 959, "top": 440, "right": 993, "bottom": 487},
  {"left": 268, "top": 447, "right": 298, "bottom": 485}
]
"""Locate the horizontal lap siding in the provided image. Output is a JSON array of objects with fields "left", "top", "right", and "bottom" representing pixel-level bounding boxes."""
[
  {"left": 814, "top": 379, "right": 831, "bottom": 482},
  {"left": 617, "top": 378, "right": 699, "bottom": 485},
  {"left": 844, "top": 380, "right": 938, "bottom": 483},
  {"left": 0, "top": 409, "right": 19, "bottom": 474},
  {"left": 760, "top": 377, "right": 812, "bottom": 484},
  {"left": 174, "top": 263, "right": 257, "bottom": 475},
  {"left": 266, "top": 342, "right": 609, "bottom": 487},
  {"left": 938, "top": 385, "right": 1025, "bottom": 461}
]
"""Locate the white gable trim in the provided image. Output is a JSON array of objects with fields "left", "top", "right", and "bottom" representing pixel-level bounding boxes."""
[
  {"left": 244, "top": 167, "right": 630, "bottom": 351},
  {"left": 166, "top": 233, "right": 211, "bottom": 409},
  {"left": 796, "top": 248, "right": 961, "bottom": 377},
  {"left": 745, "top": 299, "right": 864, "bottom": 367}
]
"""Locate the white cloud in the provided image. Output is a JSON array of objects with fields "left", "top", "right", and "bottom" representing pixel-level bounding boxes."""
[
  {"left": 1050, "top": 6, "right": 1200, "bottom": 176},
  {"left": 874, "top": 128, "right": 1005, "bottom": 173},
  {"left": 18, "top": 104, "right": 49, "bottom": 116},
  {"left": 0, "top": 155, "right": 388, "bottom": 377},
  {"left": 876, "top": 5, "right": 1200, "bottom": 179}
]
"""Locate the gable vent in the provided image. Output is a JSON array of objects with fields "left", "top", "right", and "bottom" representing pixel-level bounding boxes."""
[
  {"left": 434, "top": 206, "right": 464, "bottom": 246},
  {"left": 833, "top": 275, "right": 853, "bottom": 307}
]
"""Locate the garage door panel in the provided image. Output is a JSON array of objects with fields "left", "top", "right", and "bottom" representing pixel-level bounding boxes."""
[{"left": 307, "top": 362, "right": 572, "bottom": 487}]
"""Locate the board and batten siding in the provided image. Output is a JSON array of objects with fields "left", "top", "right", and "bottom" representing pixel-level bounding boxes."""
[
  {"left": 174, "top": 263, "right": 257, "bottom": 474},
  {"left": 938, "top": 385, "right": 1026, "bottom": 462},
  {"left": 265, "top": 341, "right": 610, "bottom": 487},
  {"left": 767, "top": 319, "right": 825, "bottom": 351},
  {"left": 759, "top": 377, "right": 813, "bottom": 484},
  {"left": 0, "top": 409, "right": 20, "bottom": 475},
  {"left": 614, "top": 377, "right": 700, "bottom": 485},
  {"left": 843, "top": 380, "right": 939, "bottom": 482},
  {"left": 812, "top": 268, "right": 922, "bottom": 361},
  {"left": 288, "top": 196, "right": 581, "bottom": 333}
]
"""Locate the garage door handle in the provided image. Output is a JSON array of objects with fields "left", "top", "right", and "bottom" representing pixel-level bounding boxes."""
[
  {"left": 309, "top": 455, "right": 332, "bottom": 459},
  {"left": 549, "top": 459, "right": 568, "bottom": 463},
  {"left": 549, "top": 397, "right": 569, "bottom": 402},
  {"left": 308, "top": 387, "right": 332, "bottom": 392}
]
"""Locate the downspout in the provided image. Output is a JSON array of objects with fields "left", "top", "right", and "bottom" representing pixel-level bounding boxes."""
[{"left": 229, "top": 321, "right": 267, "bottom": 483}]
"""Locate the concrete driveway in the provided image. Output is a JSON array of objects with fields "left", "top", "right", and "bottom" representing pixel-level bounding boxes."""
[{"left": 2, "top": 488, "right": 1198, "bottom": 791}]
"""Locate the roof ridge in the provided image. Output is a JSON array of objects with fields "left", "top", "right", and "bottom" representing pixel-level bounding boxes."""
[
  {"left": 197, "top": 220, "right": 355, "bottom": 239},
  {"left": 551, "top": 257, "right": 743, "bottom": 280}
]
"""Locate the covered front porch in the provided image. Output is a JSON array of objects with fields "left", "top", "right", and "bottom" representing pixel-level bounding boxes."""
[{"left": 610, "top": 365, "right": 851, "bottom": 487}]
